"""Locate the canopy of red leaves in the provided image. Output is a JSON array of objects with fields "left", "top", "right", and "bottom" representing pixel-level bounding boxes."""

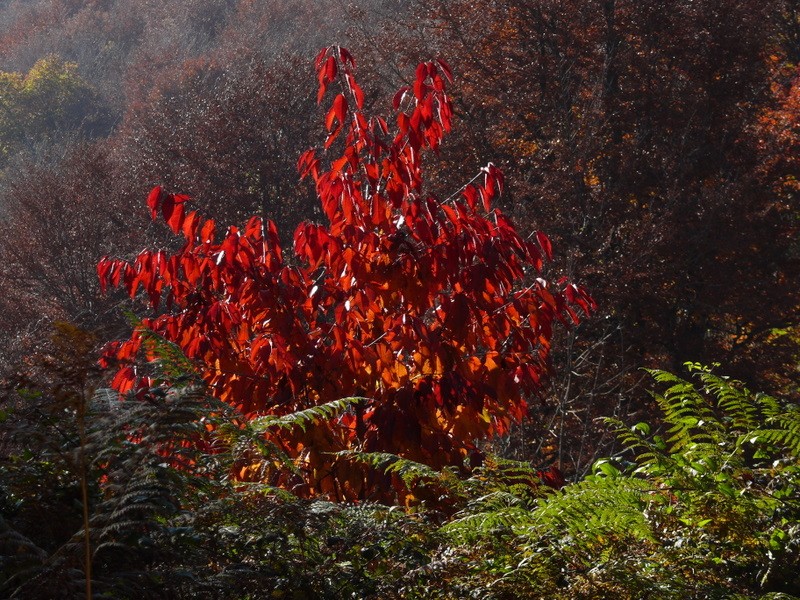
[{"left": 98, "top": 47, "right": 593, "bottom": 499}]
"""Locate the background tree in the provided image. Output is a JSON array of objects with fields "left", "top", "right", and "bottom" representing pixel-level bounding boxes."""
[
  {"left": 0, "top": 55, "right": 110, "bottom": 166},
  {"left": 0, "top": 143, "right": 143, "bottom": 369},
  {"left": 345, "top": 0, "right": 800, "bottom": 474},
  {"left": 114, "top": 51, "right": 319, "bottom": 235}
]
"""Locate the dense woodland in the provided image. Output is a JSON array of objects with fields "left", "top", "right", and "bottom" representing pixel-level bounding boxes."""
[{"left": 0, "top": 1, "right": 798, "bottom": 598}]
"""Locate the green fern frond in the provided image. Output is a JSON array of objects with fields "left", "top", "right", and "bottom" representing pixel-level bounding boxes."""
[
  {"left": 476, "top": 455, "right": 541, "bottom": 485},
  {"left": 233, "top": 481, "right": 311, "bottom": 502},
  {"left": 754, "top": 393, "right": 784, "bottom": 418},
  {"left": 249, "top": 396, "right": 364, "bottom": 433},
  {"left": 442, "top": 484, "right": 533, "bottom": 535},
  {"left": 699, "top": 372, "right": 760, "bottom": 429},
  {"left": 336, "top": 451, "right": 443, "bottom": 489},
  {"left": 768, "top": 407, "right": 800, "bottom": 448},
  {"left": 442, "top": 504, "right": 532, "bottom": 543},
  {"left": 526, "top": 473, "right": 657, "bottom": 545},
  {"left": 606, "top": 419, "right": 659, "bottom": 456},
  {"left": 648, "top": 368, "right": 688, "bottom": 384},
  {"left": 745, "top": 427, "right": 800, "bottom": 457},
  {"left": 215, "top": 420, "right": 299, "bottom": 475},
  {"left": 125, "top": 311, "right": 201, "bottom": 384}
]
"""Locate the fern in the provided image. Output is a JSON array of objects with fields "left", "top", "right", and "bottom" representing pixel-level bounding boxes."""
[
  {"left": 751, "top": 402, "right": 800, "bottom": 457},
  {"left": 441, "top": 496, "right": 531, "bottom": 544},
  {"left": 249, "top": 396, "right": 364, "bottom": 433},
  {"left": 700, "top": 371, "right": 760, "bottom": 430},
  {"left": 429, "top": 365, "right": 800, "bottom": 599},
  {"left": 126, "top": 311, "right": 200, "bottom": 383},
  {"left": 5, "top": 326, "right": 798, "bottom": 600},
  {"left": 525, "top": 469, "right": 657, "bottom": 547},
  {"left": 647, "top": 368, "right": 722, "bottom": 452},
  {"left": 336, "top": 451, "right": 444, "bottom": 490},
  {"left": 439, "top": 457, "right": 546, "bottom": 545}
]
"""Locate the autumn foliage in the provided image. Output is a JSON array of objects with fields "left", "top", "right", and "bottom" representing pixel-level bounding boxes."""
[{"left": 97, "top": 47, "right": 592, "bottom": 498}]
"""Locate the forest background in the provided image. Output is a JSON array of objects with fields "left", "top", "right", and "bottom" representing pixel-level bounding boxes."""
[{"left": 0, "top": 0, "right": 798, "bottom": 598}]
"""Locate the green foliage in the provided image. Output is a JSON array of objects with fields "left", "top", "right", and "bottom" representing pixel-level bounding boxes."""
[
  {"left": 339, "top": 452, "right": 444, "bottom": 489},
  {"left": 250, "top": 397, "right": 365, "bottom": 434},
  {"left": 0, "top": 330, "right": 438, "bottom": 598},
  {"left": 3, "top": 336, "right": 799, "bottom": 599},
  {"left": 427, "top": 365, "right": 800, "bottom": 598},
  {"left": 0, "top": 55, "right": 110, "bottom": 162}
]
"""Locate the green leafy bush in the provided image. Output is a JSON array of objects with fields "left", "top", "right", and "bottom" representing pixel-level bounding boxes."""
[{"left": 428, "top": 364, "right": 800, "bottom": 598}]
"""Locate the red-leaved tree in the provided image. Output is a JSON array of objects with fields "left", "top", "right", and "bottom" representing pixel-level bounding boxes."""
[{"left": 98, "top": 48, "right": 593, "bottom": 499}]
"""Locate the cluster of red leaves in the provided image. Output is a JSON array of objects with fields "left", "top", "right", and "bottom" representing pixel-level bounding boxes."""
[
  {"left": 758, "top": 64, "right": 800, "bottom": 197},
  {"left": 98, "top": 47, "right": 593, "bottom": 499}
]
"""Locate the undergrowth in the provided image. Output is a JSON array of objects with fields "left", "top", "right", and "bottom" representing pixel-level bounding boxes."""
[{"left": 1, "top": 328, "right": 798, "bottom": 599}]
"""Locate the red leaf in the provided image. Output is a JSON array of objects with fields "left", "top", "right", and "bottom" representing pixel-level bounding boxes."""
[
  {"left": 371, "top": 193, "right": 386, "bottom": 226},
  {"left": 537, "top": 466, "right": 566, "bottom": 489},
  {"left": 298, "top": 148, "right": 313, "bottom": 174},
  {"left": 111, "top": 366, "right": 136, "bottom": 394},
  {"left": 487, "top": 163, "right": 504, "bottom": 196},
  {"left": 325, "top": 105, "right": 337, "bottom": 131},
  {"left": 441, "top": 204, "right": 460, "bottom": 231},
  {"left": 333, "top": 93, "right": 347, "bottom": 124},
  {"left": 324, "top": 123, "right": 343, "bottom": 148},
  {"left": 346, "top": 74, "right": 364, "bottom": 109},
  {"left": 463, "top": 185, "right": 478, "bottom": 210},
  {"left": 166, "top": 201, "right": 185, "bottom": 234},
  {"left": 397, "top": 112, "right": 410, "bottom": 134},
  {"left": 147, "top": 186, "right": 162, "bottom": 220},
  {"left": 436, "top": 58, "right": 453, "bottom": 82},
  {"left": 438, "top": 97, "right": 453, "bottom": 132},
  {"left": 325, "top": 56, "right": 337, "bottom": 82},
  {"left": 124, "top": 263, "right": 138, "bottom": 298},
  {"left": 161, "top": 193, "right": 175, "bottom": 223},
  {"left": 200, "top": 219, "right": 216, "bottom": 243},
  {"left": 338, "top": 46, "right": 355, "bottom": 68},
  {"left": 182, "top": 210, "right": 200, "bottom": 241},
  {"left": 392, "top": 86, "right": 409, "bottom": 110},
  {"left": 331, "top": 156, "right": 349, "bottom": 174},
  {"left": 298, "top": 149, "right": 319, "bottom": 180},
  {"left": 222, "top": 231, "right": 239, "bottom": 267},
  {"left": 97, "top": 257, "right": 111, "bottom": 294},
  {"left": 413, "top": 78, "right": 427, "bottom": 101},
  {"left": 110, "top": 261, "right": 124, "bottom": 287},
  {"left": 480, "top": 184, "right": 492, "bottom": 212},
  {"left": 536, "top": 231, "right": 553, "bottom": 260}
]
